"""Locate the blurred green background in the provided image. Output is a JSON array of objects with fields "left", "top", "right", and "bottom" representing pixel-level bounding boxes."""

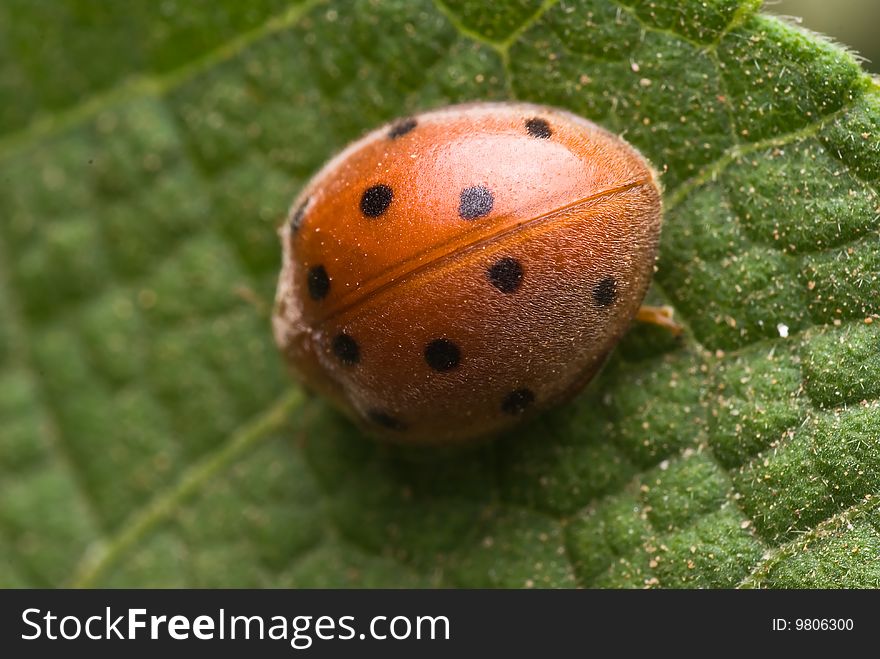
[{"left": 768, "top": 0, "right": 879, "bottom": 73}]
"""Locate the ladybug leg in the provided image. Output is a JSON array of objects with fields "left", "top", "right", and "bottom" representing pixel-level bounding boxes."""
[{"left": 635, "top": 305, "right": 683, "bottom": 336}]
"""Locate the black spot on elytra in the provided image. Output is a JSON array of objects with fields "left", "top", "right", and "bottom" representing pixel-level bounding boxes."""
[
  {"left": 388, "top": 117, "right": 417, "bottom": 139},
  {"left": 367, "top": 409, "right": 406, "bottom": 431},
  {"left": 424, "top": 338, "right": 461, "bottom": 372},
  {"left": 459, "top": 186, "right": 493, "bottom": 220},
  {"left": 501, "top": 388, "right": 535, "bottom": 415},
  {"left": 289, "top": 197, "right": 309, "bottom": 232},
  {"left": 487, "top": 257, "right": 524, "bottom": 294},
  {"left": 332, "top": 332, "right": 360, "bottom": 365},
  {"left": 360, "top": 184, "right": 393, "bottom": 217},
  {"left": 307, "top": 265, "right": 330, "bottom": 300},
  {"left": 593, "top": 276, "right": 617, "bottom": 307},
  {"left": 525, "top": 117, "right": 552, "bottom": 139}
]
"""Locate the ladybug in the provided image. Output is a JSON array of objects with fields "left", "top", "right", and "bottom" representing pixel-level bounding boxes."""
[{"left": 273, "top": 102, "right": 663, "bottom": 444}]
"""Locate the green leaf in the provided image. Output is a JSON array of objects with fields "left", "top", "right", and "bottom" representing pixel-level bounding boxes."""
[{"left": 1, "top": 0, "right": 878, "bottom": 588}]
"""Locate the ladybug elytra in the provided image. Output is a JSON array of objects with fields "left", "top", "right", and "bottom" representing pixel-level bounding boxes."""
[{"left": 273, "top": 102, "right": 662, "bottom": 444}]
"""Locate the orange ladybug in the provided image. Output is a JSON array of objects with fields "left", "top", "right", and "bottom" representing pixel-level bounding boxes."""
[{"left": 273, "top": 102, "right": 663, "bottom": 444}]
